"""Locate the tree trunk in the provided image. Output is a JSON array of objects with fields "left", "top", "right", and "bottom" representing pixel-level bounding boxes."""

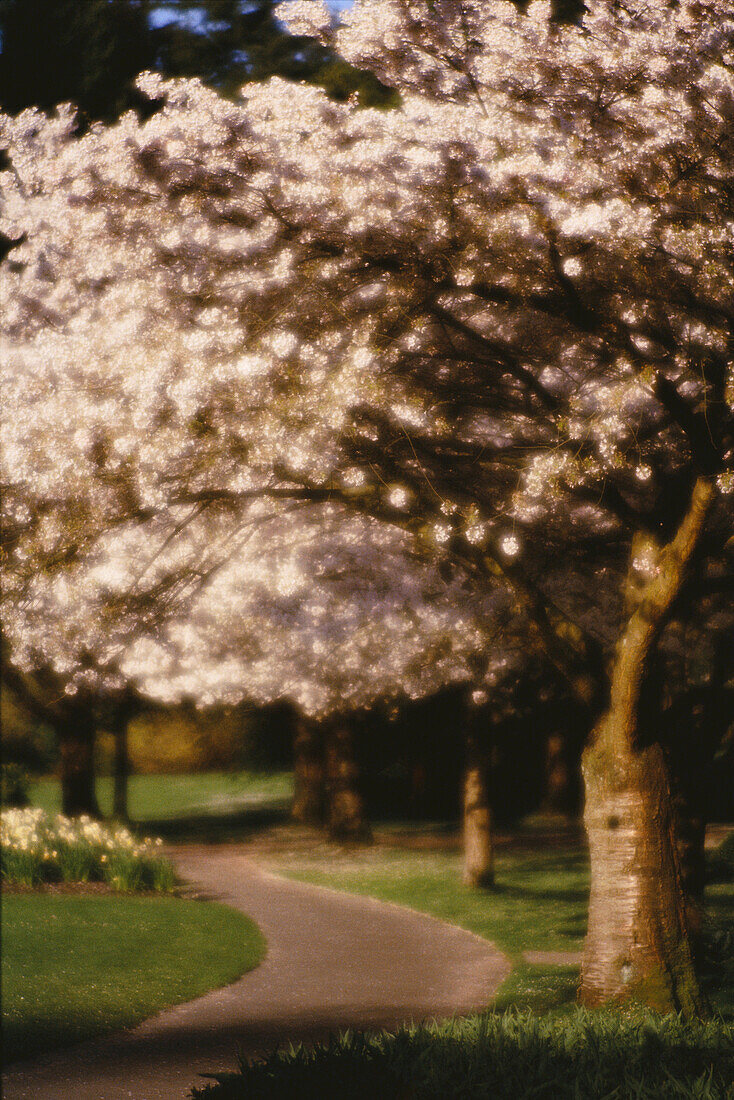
[
  {"left": 543, "top": 729, "right": 582, "bottom": 816},
  {"left": 324, "top": 719, "right": 371, "bottom": 843},
  {"left": 112, "top": 710, "right": 130, "bottom": 821},
  {"left": 666, "top": 727, "right": 708, "bottom": 956},
  {"left": 673, "top": 804, "right": 706, "bottom": 954},
  {"left": 292, "top": 716, "right": 325, "bottom": 826},
  {"left": 57, "top": 711, "right": 100, "bottom": 818},
  {"left": 579, "top": 478, "right": 714, "bottom": 1016},
  {"left": 463, "top": 731, "right": 494, "bottom": 888},
  {"left": 582, "top": 736, "right": 705, "bottom": 1013}
]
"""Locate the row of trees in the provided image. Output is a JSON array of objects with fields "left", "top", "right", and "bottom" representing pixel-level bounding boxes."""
[{"left": 1, "top": 0, "right": 732, "bottom": 1016}]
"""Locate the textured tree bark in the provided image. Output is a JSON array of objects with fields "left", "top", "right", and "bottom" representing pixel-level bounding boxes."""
[
  {"left": 57, "top": 711, "right": 100, "bottom": 818},
  {"left": 291, "top": 716, "right": 325, "bottom": 826},
  {"left": 324, "top": 719, "right": 371, "bottom": 842},
  {"left": 462, "top": 731, "right": 494, "bottom": 888},
  {"left": 579, "top": 478, "right": 714, "bottom": 1016},
  {"left": 581, "top": 737, "right": 705, "bottom": 1013},
  {"left": 112, "top": 710, "right": 130, "bottom": 821}
]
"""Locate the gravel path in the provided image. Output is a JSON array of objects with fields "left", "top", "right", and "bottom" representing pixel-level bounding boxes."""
[{"left": 3, "top": 845, "right": 510, "bottom": 1100}]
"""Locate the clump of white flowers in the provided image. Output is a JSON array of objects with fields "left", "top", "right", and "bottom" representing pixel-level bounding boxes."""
[
  {"left": 498, "top": 533, "right": 522, "bottom": 560},
  {"left": 1, "top": 807, "right": 174, "bottom": 892}
]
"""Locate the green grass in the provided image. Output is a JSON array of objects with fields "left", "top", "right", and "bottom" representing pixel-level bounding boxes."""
[
  {"left": 192, "top": 1010, "right": 734, "bottom": 1099},
  {"left": 1, "top": 893, "right": 266, "bottom": 1064},
  {"left": 702, "top": 880, "right": 734, "bottom": 1020},
  {"left": 28, "top": 770, "right": 293, "bottom": 822}
]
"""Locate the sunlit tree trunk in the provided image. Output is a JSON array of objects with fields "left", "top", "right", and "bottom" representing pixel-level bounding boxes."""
[
  {"left": 463, "top": 729, "right": 494, "bottom": 888},
  {"left": 324, "top": 718, "right": 371, "bottom": 842},
  {"left": 57, "top": 709, "right": 100, "bottom": 818},
  {"left": 580, "top": 479, "right": 714, "bottom": 1016},
  {"left": 292, "top": 715, "right": 325, "bottom": 826}
]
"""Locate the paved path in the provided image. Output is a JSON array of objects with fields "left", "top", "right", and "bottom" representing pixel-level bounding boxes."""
[{"left": 4, "top": 846, "right": 510, "bottom": 1100}]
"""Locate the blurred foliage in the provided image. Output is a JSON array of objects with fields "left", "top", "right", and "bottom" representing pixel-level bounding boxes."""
[
  {"left": 0, "top": 763, "right": 30, "bottom": 808},
  {"left": 152, "top": 0, "right": 398, "bottom": 107},
  {"left": 107, "top": 700, "right": 293, "bottom": 774},
  {"left": 0, "top": 687, "right": 57, "bottom": 773},
  {"left": 0, "top": 0, "right": 397, "bottom": 123},
  {"left": 708, "top": 832, "right": 734, "bottom": 885},
  {"left": 113, "top": 706, "right": 253, "bottom": 774},
  {"left": 2, "top": 677, "right": 294, "bottom": 777},
  {"left": 0, "top": 0, "right": 154, "bottom": 120}
]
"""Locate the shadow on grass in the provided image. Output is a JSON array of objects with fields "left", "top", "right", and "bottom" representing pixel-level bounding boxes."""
[
  {"left": 488, "top": 883, "right": 588, "bottom": 905},
  {"left": 134, "top": 805, "right": 290, "bottom": 844},
  {"left": 557, "top": 918, "right": 588, "bottom": 939},
  {"left": 708, "top": 893, "right": 734, "bottom": 915}
]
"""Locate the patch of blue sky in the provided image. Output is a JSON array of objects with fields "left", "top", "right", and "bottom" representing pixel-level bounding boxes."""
[
  {"left": 149, "top": 7, "right": 209, "bottom": 32},
  {"left": 150, "top": 0, "right": 353, "bottom": 33}
]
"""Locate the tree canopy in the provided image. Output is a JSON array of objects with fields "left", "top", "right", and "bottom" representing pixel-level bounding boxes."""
[{"left": 1, "top": 0, "right": 732, "bottom": 1014}]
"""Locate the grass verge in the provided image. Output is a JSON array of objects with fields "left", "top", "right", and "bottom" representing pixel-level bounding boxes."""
[
  {"left": 2, "top": 893, "right": 265, "bottom": 1064},
  {"left": 191, "top": 1010, "right": 734, "bottom": 1099}
]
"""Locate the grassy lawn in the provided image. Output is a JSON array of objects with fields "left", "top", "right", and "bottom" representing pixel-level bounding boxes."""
[
  {"left": 263, "top": 837, "right": 734, "bottom": 1018},
  {"left": 1, "top": 893, "right": 266, "bottom": 1064},
  {"left": 28, "top": 770, "right": 293, "bottom": 822}
]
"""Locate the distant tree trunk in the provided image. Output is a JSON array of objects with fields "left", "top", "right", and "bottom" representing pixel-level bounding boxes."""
[
  {"left": 664, "top": 629, "right": 731, "bottom": 958},
  {"left": 324, "top": 719, "right": 371, "bottom": 842},
  {"left": 544, "top": 732, "right": 569, "bottom": 809},
  {"left": 112, "top": 708, "right": 130, "bottom": 821},
  {"left": 666, "top": 717, "right": 710, "bottom": 957},
  {"left": 673, "top": 803, "right": 707, "bottom": 954},
  {"left": 462, "top": 730, "right": 494, "bottom": 888},
  {"left": 579, "top": 479, "right": 714, "bottom": 1016},
  {"left": 543, "top": 729, "right": 582, "bottom": 816},
  {"left": 292, "top": 716, "right": 325, "bottom": 826},
  {"left": 57, "top": 710, "right": 99, "bottom": 818}
]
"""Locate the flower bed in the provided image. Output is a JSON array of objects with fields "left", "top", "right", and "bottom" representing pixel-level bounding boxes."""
[{"left": 1, "top": 807, "right": 176, "bottom": 892}]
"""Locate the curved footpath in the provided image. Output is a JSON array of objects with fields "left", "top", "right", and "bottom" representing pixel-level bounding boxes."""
[{"left": 4, "top": 845, "right": 510, "bottom": 1100}]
